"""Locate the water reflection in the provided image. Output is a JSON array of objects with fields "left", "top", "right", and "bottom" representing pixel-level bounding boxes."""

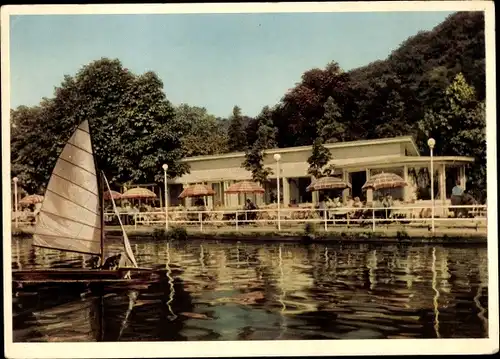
[
  {"left": 12, "top": 237, "right": 489, "bottom": 341},
  {"left": 277, "top": 245, "right": 287, "bottom": 339},
  {"left": 431, "top": 247, "right": 441, "bottom": 338},
  {"left": 165, "top": 242, "right": 177, "bottom": 321}
]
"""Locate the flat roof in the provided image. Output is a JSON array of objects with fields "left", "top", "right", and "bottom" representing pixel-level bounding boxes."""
[
  {"left": 171, "top": 155, "right": 474, "bottom": 184},
  {"left": 180, "top": 136, "right": 420, "bottom": 163},
  {"left": 337, "top": 155, "right": 474, "bottom": 170}
]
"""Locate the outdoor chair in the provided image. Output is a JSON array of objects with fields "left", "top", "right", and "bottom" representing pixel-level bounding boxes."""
[
  {"left": 291, "top": 209, "right": 302, "bottom": 220},
  {"left": 348, "top": 205, "right": 364, "bottom": 222},
  {"left": 307, "top": 209, "right": 320, "bottom": 220},
  {"left": 281, "top": 210, "right": 292, "bottom": 220},
  {"left": 266, "top": 210, "right": 278, "bottom": 224},
  {"left": 171, "top": 211, "right": 187, "bottom": 223},
  {"left": 210, "top": 211, "right": 225, "bottom": 226},
  {"left": 257, "top": 211, "right": 269, "bottom": 226},
  {"left": 328, "top": 208, "right": 350, "bottom": 225},
  {"left": 141, "top": 212, "right": 155, "bottom": 226}
]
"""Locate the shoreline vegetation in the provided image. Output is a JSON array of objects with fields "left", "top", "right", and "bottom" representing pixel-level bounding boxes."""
[{"left": 13, "top": 225, "right": 487, "bottom": 245}]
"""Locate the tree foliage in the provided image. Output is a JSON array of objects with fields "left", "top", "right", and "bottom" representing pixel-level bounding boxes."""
[
  {"left": 267, "top": 11, "right": 484, "bottom": 150},
  {"left": 11, "top": 58, "right": 189, "bottom": 194},
  {"left": 318, "top": 96, "right": 346, "bottom": 143},
  {"left": 307, "top": 98, "right": 339, "bottom": 179},
  {"left": 265, "top": 11, "right": 484, "bottom": 196},
  {"left": 227, "top": 106, "right": 248, "bottom": 152},
  {"left": 242, "top": 106, "right": 277, "bottom": 184},
  {"left": 273, "top": 61, "right": 350, "bottom": 147},
  {"left": 307, "top": 138, "right": 333, "bottom": 179},
  {"left": 175, "top": 104, "right": 228, "bottom": 157},
  {"left": 417, "top": 73, "right": 486, "bottom": 200}
]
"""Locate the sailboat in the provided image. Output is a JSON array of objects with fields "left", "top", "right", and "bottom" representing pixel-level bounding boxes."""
[{"left": 12, "top": 120, "right": 161, "bottom": 286}]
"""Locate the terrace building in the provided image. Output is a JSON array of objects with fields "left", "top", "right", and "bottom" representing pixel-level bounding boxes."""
[{"left": 166, "top": 136, "right": 473, "bottom": 213}]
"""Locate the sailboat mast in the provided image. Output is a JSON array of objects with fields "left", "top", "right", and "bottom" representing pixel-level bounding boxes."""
[
  {"left": 86, "top": 119, "right": 105, "bottom": 265},
  {"left": 100, "top": 172, "right": 105, "bottom": 265}
]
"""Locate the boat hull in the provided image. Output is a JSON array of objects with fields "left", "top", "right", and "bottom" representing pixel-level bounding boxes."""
[{"left": 12, "top": 267, "right": 163, "bottom": 285}]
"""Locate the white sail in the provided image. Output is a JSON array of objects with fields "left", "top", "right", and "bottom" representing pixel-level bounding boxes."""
[
  {"left": 102, "top": 172, "right": 138, "bottom": 268},
  {"left": 33, "top": 120, "right": 102, "bottom": 256}
]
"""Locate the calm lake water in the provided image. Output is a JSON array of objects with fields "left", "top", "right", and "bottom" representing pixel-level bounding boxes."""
[{"left": 11, "top": 236, "right": 488, "bottom": 341}]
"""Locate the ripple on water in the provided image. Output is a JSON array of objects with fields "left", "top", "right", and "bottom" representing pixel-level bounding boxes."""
[{"left": 11, "top": 238, "right": 488, "bottom": 341}]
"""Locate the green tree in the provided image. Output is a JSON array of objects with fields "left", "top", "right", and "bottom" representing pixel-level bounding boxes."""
[
  {"left": 10, "top": 58, "right": 190, "bottom": 193},
  {"left": 10, "top": 101, "right": 55, "bottom": 194},
  {"left": 318, "top": 96, "right": 346, "bottom": 143},
  {"left": 175, "top": 104, "right": 228, "bottom": 157},
  {"left": 242, "top": 106, "right": 277, "bottom": 184},
  {"left": 417, "top": 72, "right": 486, "bottom": 200},
  {"left": 273, "top": 61, "right": 349, "bottom": 147},
  {"left": 307, "top": 138, "right": 332, "bottom": 179},
  {"left": 306, "top": 97, "right": 342, "bottom": 179},
  {"left": 227, "top": 106, "right": 247, "bottom": 152}
]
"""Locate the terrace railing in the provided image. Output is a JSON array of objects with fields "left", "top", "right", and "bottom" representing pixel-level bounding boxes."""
[
  {"left": 102, "top": 204, "right": 487, "bottom": 232},
  {"left": 13, "top": 204, "right": 487, "bottom": 233}
]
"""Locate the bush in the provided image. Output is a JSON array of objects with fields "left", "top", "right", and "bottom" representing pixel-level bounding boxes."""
[
  {"left": 302, "top": 222, "right": 317, "bottom": 243},
  {"left": 152, "top": 226, "right": 188, "bottom": 241},
  {"left": 167, "top": 226, "right": 188, "bottom": 241},
  {"left": 358, "top": 231, "right": 371, "bottom": 239},
  {"left": 304, "top": 222, "right": 316, "bottom": 236},
  {"left": 396, "top": 229, "right": 410, "bottom": 240},
  {"left": 152, "top": 228, "right": 166, "bottom": 240}
]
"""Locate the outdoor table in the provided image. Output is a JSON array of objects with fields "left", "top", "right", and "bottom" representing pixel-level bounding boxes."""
[{"left": 329, "top": 208, "right": 349, "bottom": 217}]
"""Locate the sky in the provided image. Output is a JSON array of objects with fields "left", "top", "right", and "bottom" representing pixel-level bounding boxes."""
[{"left": 9, "top": 11, "right": 455, "bottom": 118}]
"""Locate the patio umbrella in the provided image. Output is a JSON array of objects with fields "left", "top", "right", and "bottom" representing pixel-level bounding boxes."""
[
  {"left": 362, "top": 172, "right": 408, "bottom": 191},
  {"left": 121, "top": 187, "right": 157, "bottom": 199},
  {"left": 306, "top": 176, "right": 352, "bottom": 192},
  {"left": 104, "top": 190, "right": 122, "bottom": 200},
  {"left": 178, "top": 184, "right": 215, "bottom": 199},
  {"left": 19, "top": 194, "right": 44, "bottom": 206},
  {"left": 225, "top": 181, "right": 265, "bottom": 194}
]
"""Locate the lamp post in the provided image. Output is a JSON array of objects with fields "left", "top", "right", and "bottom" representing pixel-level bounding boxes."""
[
  {"left": 274, "top": 154, "right": 281, "bottom": 231},
  {"left": 13, "top": 177, "right": 19, "bottom": 229},
  {"left": 428, "top": 138, "right": 436, "bottom": 233},
  {"left": 162, "top": 164, "right": 169, "bottom": 232}
]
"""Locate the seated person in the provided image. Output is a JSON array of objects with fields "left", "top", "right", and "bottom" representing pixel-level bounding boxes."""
[
  {"left": 194, "top": 197, "right": 205, "bottom": 208},
  {"left": 244, "top": 198, "right": 257, "bottom": 220},
  {"left": 194, "top": 197, "right": 208, "bottom": 220},
  {"left": 353, "top": 197, "right": 363, "bottom": 208},
  {"left": 367, "top": 197, "right": 384, "bottom": 218},
  {"left": 332, "top": 197, "right": 342, "bottom": 208},
  {"left": 373, "top": 196, "right": 383, "bottom": 208},
  {"left": 350, "top": 196, "right": 364, "bottom": 220},
  {"left": 381, "top": 194, "right": 393, "bottom": 207},
  {"left": 244, "top": 198, "right": 257, "bottom": 210},
  {"left": 381, "top": 194, "right": 393, "bottom": 218},
  {"left": 317, "top": 198, "right": 327, "bottom": 217}
]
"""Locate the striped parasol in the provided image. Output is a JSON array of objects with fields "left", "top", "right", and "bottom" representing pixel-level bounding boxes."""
[
  {"left": 306, "top": 176, "right": 351, "bottom": 192},
  {"left": 225, "top": 181, "right": 265, "bottom": 194},
  {"left": 121, "top": 187, "right": 157, "bottom": 199},
  {"left": 104, "top": 190, "right": 122, "bottom": 200},
  {"left": 19, "top": 194, "right": 44, "bottom": 206},
  {"left": 362, "top": 172, "right": 408, "bottom": 191},
  {"left": 178, "top": 184, "right": 215, "bottom": 199}
]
